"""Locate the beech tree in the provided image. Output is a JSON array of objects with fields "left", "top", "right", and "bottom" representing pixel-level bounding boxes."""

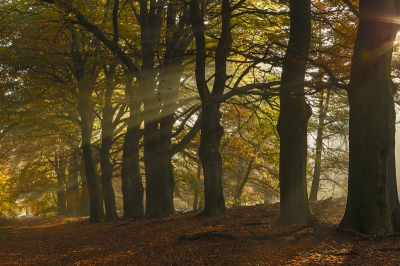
[
  {"left": 190, "top": 0, "right": 240, "bottom": 216},
  {"left": 276, "top": 0, "right": 313, "bottom": 224},
  {"left": 339, "top": 0, "right": 400, "bottom": 234}
]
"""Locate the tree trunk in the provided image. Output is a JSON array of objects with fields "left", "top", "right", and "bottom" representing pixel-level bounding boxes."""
[
  {"left": 79, "top": 155, "right": 90, "bottom": 216},
  {"left": 55, "top": 157, "right": 67, "bottom": 215},
  {"left": 339, "top": 0, "right": 400, "bottom": 234},
  {"left": 309, "top": 90, "right": 331, "bottom": 201},
  {"left": 193, "top": 162, "right": 202, "bottom": 211},
  {"left": 234, "top": 159, "right": 254, "bottom": 207},
  {"left": 136, "top": 0, "right": 176, "bottom": 219},
  {"left": 143, "top": 118, "right": 176, "bottom": 218},
  {"left": 78, "top": 98, "right": 101, "bottom": 223},
  {"left": 276, "top": 0, "right": 313, "bottom": 224},
  {"left": 66, "top": 152, "right": 81, "bottom": 216},
  {"left": 191, "top": 0, "right": 233, "bottom": 217},
  {"left": 121, "top": 76, "right": 144, "bottom": 220},
  {"left": 99, "top": 68, "right": 118, "bottom": 222},
  {"left": 199, "top": 102, "right": 226, "bottom": 216}
]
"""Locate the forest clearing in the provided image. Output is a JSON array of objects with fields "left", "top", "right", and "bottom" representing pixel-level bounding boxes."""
[{"left": 1, "top": 198, "right": 400, "bottom": 265}]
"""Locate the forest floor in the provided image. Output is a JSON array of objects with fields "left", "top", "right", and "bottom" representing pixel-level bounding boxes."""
[{"left": 1, "top": 198, "right": 400, "bottom": 265}]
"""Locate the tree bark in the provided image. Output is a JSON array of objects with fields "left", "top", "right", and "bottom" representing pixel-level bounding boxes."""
[
  {"left": 121, "top": 75, "right": 144, "bottom": 220},
  {"left": 276, "top": 0, "right": 313, "bottom": 224},
  {"left": 234, "top": 159, "right": 254, "bottom": 207},
  {"left": 99, "top": 67, "right": 118, "bottom": 222},
  {"left": 55, "top": 156, "right": 67, "bottom": 215},
  {"left": 78, "top": 155, "right": 90, "bottom": 216},
  {"left": 191, "top": 0, "right": 234, "bottom": 217},
  {"left": 193, "top": 162, "right": 202, "bottom": 211},
  {"left": 309, "top": 90, "right": 331, "bottom": 201},
  {"left": 78, "top": 98, "right": 101, "bottom": 223},
  {"left": 66, "top": 151, "right": 81, "bottom": 216},
  {"left": 339, "top": 0, "right": 400, "bottom": 234},
  {"left": 140, "top": 1, "right": 192, "bottom": 218}
]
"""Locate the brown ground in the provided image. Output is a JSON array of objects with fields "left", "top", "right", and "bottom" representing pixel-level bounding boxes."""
[{"left": 1, "top": 199, "right": 400, "bottom": 265}]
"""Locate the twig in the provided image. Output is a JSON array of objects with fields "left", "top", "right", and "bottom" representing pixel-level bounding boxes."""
[{"left": 335, "top": 227, "right": 370, "bottom": 239}]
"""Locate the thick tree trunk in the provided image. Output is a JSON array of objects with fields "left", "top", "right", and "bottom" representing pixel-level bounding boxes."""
[
  {"left": 137, "top": 1, "right": 176, "bottom": 219},
  {"left": 143, "top": 118, "right": 176, "bottom": 218},
  {"left": 78, "top": 155, "right": 90, "bottom": 216},
  {"left": 199, "top": 102, "right": 226, "bottom": 216},
  {"left": 339, "top": 0, "right": 400, "bottom": 234},
  {"left": 141, "top": 2, "right": 192, "bottom": 218},
  {"left": 309, "top": 90, "right": 331, "bottom": 201},
  {"left": 121, "top": 77, "right": 144, "bottom": 220},
  {"left": 121, "top": 120, "right": 144, "bottom": 220},
  {"left": 276, "top": 0, "right": 313, "bottom": 224},
  {"left": 78, "top": 98, "right": 101, "bottom": 223}
]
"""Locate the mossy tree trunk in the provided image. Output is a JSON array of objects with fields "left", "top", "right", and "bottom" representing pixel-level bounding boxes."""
[
  {"left": 276, "top": 0, "right": 313, "bottom": 224},
  {"left": 339, "top": 0, "right": 400, "bottom": 234}
]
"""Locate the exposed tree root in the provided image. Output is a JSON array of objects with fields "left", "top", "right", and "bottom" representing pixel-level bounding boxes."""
[
  {"left": 178, "top": 223, "right": 315, "bottom": 241},
  {"left": 247, "top": 223, "right": 313, "bottom": 240},
  {"left": 177, "top": 231, "right": 239, "bottom": 241},
  {"left": 335, "top": 227, "right": 370, "bottom": 239},
  {"left": 178, "top": 220, "right": 400, "bottom": 242}
]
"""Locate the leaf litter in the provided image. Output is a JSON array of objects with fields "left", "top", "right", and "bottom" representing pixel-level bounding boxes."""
[{"left": 1, "top": 198, "right": 400, "bottom": 265}]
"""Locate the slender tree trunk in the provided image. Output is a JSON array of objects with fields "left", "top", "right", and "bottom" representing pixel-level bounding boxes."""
[
  {"left": 99, "top": 68, "right": 118, "bottom": 222},
  {"left": 276, "top": 0, "right": 313, "bottom": 224},
  {"left": 193, "top": 191, "right": 199, "bottom": 211},
  {"left": 66, "top": 152, "right": 81, "bottom": 216},
  {"left": 339, "top": 0, "right": 400, "bottom": 234},
  {"left": 78, "top": 98, "right": 101, "bottom": 223},
  {"left": 55, "top": 157, "right": 67, "bottom": 215},
  {"left": 234, "top": 159, "right": 254, "bottom": 207},
  {"left": 193, "top": 162, "right": 202, "bottom": 211},
  {"left": 309, "top": 90, "right": 331, "bottom": 201}
]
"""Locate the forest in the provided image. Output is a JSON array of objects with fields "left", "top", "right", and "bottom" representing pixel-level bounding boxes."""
[{"left": 1, "top": 0, "right": 400, "bottom": 253}]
